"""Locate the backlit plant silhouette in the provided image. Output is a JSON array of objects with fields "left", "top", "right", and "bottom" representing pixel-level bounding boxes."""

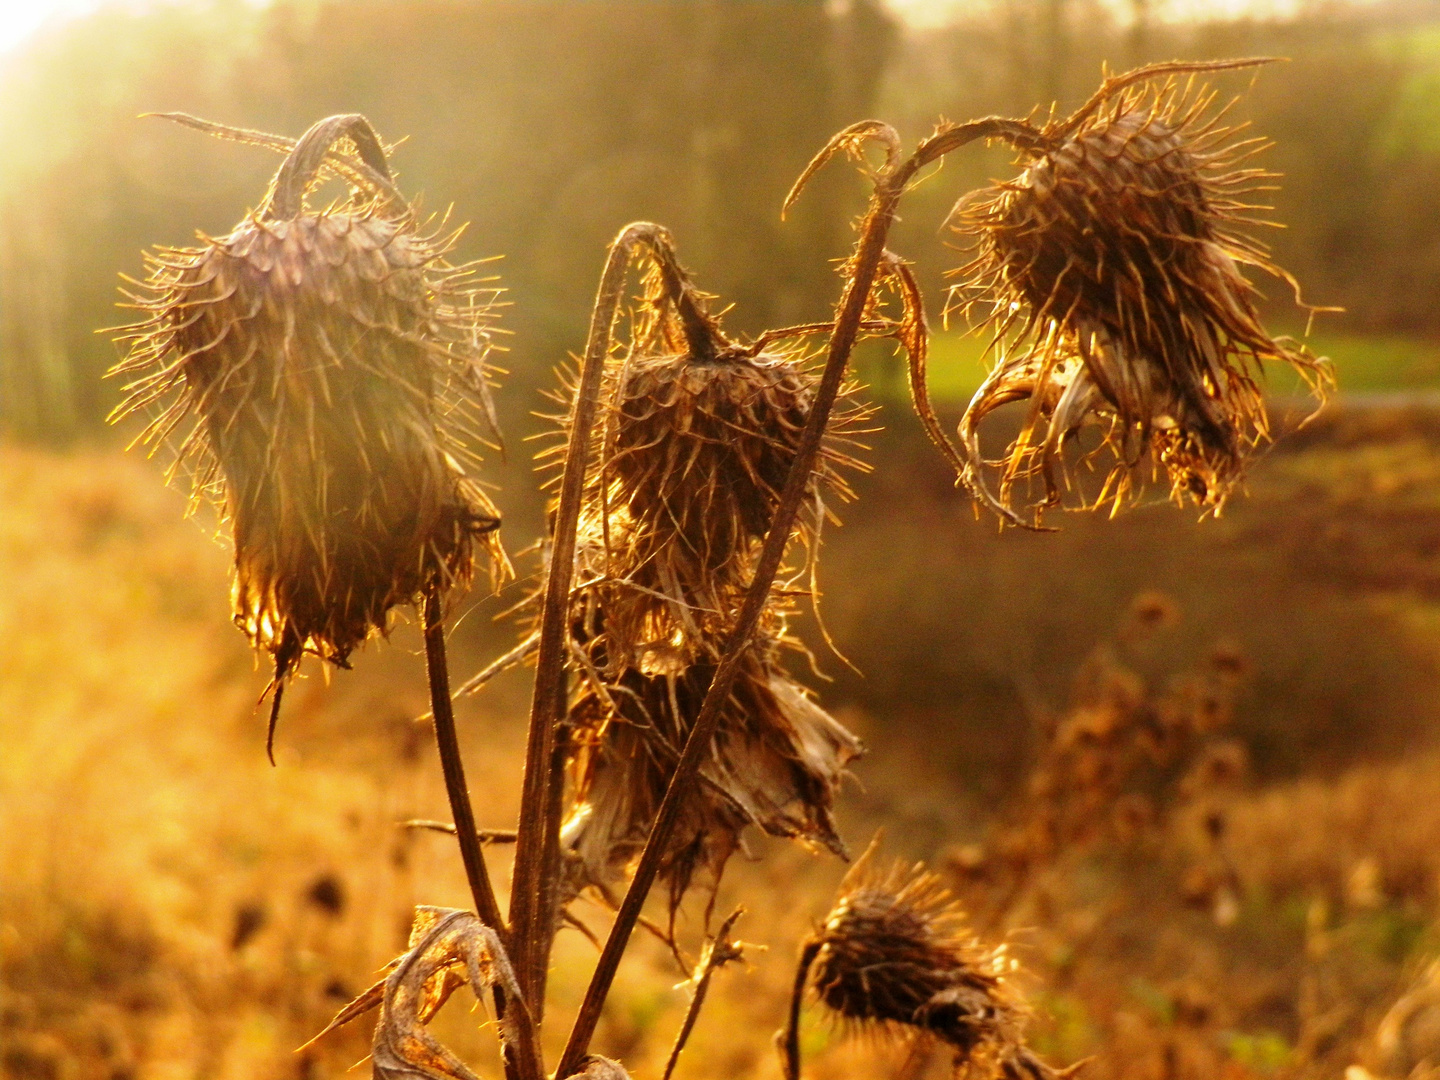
[{"left": 110, "top": 56, "right": 1330, "bottom": 1080}]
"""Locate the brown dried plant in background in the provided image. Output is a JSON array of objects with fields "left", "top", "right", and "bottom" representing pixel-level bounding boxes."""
[
  {"left": 951, "top": 67, "right": 1334, "bottom": 523},
  {"left": 782, "top": 841, "right": 1068, "bottom": 1080},
  {"left": 947, "top": 593, "right": 1250, "bottom": 930},
  {"left": 110, "top": 114, "right": 508, "bottom": 754}
]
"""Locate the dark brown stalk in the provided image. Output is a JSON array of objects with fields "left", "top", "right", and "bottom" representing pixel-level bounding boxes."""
[
  {"left": 780, "top": 939, "right": 822, "bottom": 1080},
  {"left": 531, "top": 683, "right": 572, "bottom": 1021},
  {"left": 660, "top": 908, "right": 745, "bottom": 1080},
  {"left": 509, "top": 222, "right": 677, "bottom": 1035},
  {"left": 421, "top": 589, "right": 541, "bottom": 1080}
]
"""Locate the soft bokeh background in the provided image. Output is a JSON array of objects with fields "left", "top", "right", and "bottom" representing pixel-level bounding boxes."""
[{"left": 8, "top": 4, "right": 1440, "bottom": 1080}]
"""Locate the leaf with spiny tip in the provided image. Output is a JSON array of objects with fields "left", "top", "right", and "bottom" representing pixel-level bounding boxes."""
[{"left": 299, "top": 906, "right": 522, "bottom": 1071}]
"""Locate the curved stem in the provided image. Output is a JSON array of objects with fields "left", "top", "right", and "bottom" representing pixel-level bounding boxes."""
[
  {"left": 508, "top": 222, "right": 673, "bottom": 1040},
  {"left": 780, "top": 939, "right": 822, "bottom": 1080},
  {"left": 143, "top": 112, "right": 400, "bottom": 211},
  {"left": 1052, "top": 57, "right": 1281, "bottom": 141},
  {"left": 265, "top": 113, "right": 400, "bottom": 219}
]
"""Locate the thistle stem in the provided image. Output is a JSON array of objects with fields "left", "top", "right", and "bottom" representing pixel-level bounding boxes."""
[
  {"left": 780, "top": 940, "right": 822, "bottom": 1080},
  {"left": 509, "top": 222, "right": 674, "bottom": 1034},
  {"left": 661, "top": 908, "right": 745, "bottom": 1080},
  {"left": 421, "top": 589, "right": 542, "bottom": 1080}
]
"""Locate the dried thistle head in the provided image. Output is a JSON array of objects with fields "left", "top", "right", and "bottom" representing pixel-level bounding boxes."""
[
  {"left": 111, "top": 115, "right": 508, "bottom": 724},
  {"left": 559, "top": 639, "right": 863, "bottom": 918},
  {"left": 783, "top": 843, "right": 1070, "bottom": 1080},
  {"left": 952, "top": 64, "right": 1333, "bottom": 523},
  {"left": 810, "top": 846, "right": 1019, "bottom": 1051},
  {"left": 543, "top": 229, "right": 870, "bottom": 675}
]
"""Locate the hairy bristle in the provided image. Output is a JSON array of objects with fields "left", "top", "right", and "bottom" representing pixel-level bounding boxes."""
[{"left": 951, "top": 76, "right": 1332, "bottom": 523}]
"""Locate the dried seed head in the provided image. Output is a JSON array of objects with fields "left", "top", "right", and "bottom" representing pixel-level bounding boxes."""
[
  {"left": 543, "top": 232, "right": 869, "bottom": 675},
  {"left": 953, "top": 72, "right": 1332, "bottom": 522},
  {"left": 560, "top": 641, "right": 863, "bottom": 916},
  {"left": 782, "top": 843, "right": 1072, "bottom": 1080},
  {"left": 111, "top": 115, "right": 508, "bottom": 700},
  {"left": 810, "top": 847, "right": 1019, "bottom": 1052}
]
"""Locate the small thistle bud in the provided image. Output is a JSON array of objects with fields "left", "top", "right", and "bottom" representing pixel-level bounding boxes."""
[
  {"left": 111, "top": 115, "right": 507, "bottom": 744},
  {"left": 811, "top": 850, "right": 1016, "bottom": 1050},
  {"left": 784, "top": 843, "right": 1070, "bottom": 1080},
  {"left": 953, "top": 70, "right": 1332, "bottom": 522}
]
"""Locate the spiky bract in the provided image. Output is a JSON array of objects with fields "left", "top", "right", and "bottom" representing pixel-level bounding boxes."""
[
  {"left": 953, "top": 75, "right": 1332, "bottom": 522},
  {"left": 112, "top": 116, "right": 507, "bottom": 685},
  {"left": 560, "top": 638, "right": 862, "bottom": 915}
]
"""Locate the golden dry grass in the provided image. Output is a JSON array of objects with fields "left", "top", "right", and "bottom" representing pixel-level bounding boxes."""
[{"left": 8, "top": 427, "right": 1440, "bottom": 1080}]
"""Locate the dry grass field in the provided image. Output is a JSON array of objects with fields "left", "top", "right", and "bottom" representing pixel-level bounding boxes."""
[{"left": 9, "top": 402, "right": 1440, "bottom": 1080}]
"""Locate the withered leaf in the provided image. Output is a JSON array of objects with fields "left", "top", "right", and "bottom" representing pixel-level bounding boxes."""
[
  {"left": 372, "top": 907, "right": 523, "bottom": 1080},
  {"left": 300, "top": 906, "right": 522, "bottom": 1080}
]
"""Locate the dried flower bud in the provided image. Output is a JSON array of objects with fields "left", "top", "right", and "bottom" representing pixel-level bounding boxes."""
[
  {"left": 783, "top": 844, "right": 1071, "bottom": 1080},
  {"left": 953, "top": 72, "right": 1332, "bottom": 522},
  {"left": 811, "top": 849, "right": 1017, "bottom": 1050},
  {"left": 545, "top": 231, "right": 868, "bottom": 676},
  {"left": 111, "top": 115, "right": 507, "bottom": 724}
]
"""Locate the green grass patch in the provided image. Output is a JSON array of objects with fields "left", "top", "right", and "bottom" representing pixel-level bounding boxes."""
[{"left": 852, "top": 329, "right": 1440, "bottom": 404}]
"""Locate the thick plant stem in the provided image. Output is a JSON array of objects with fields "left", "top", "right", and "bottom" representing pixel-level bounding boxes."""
[
  {"left": 508, "top": 222, "right": 674, "bottom": 1026},
  {"left": 532, "top": 682, "right": 572, "bottom": 1019},
  {"left": 421, "top": 590, "right": 542, "bottom": 1080},
  {"left": 554, "top": 137, "right": 924, "bottom": 1080}
]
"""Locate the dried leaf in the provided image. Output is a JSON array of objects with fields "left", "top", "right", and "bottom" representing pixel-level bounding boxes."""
[
  {"left": 371, "top": 908, "right": 524, "bottom": 1080},
  {"left": 301, "top": 907, "right": 522, "bottom": 1080}
]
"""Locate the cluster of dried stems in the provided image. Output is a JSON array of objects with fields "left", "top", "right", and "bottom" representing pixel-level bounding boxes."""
[{"left": 110, "top": 55, "right": 1329, "bottom": 1080}]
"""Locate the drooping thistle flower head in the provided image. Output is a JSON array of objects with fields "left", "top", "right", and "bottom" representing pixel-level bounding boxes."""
[
  {"left": 811, "top": 847, "right": 1018, "bottom": 1050},
  {"left": 784, "top": 843, "right": 1068, "bottom": 1080},
  {"left": 951, "top": 63, "right": 1333, "bottom": 524},
  {"left": 545, "top": 227, "right": 869, "bottom": 675},
  {"left": 560, "top": 634, "right": 863, "bottom": 919},
  {"left": 112, "top": 115, "right": 507, "bottom": 718}
]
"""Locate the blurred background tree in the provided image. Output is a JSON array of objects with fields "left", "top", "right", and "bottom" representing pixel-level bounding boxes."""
[{"left": 6, "top": 0, "right": 1440, "bottom": 444}]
